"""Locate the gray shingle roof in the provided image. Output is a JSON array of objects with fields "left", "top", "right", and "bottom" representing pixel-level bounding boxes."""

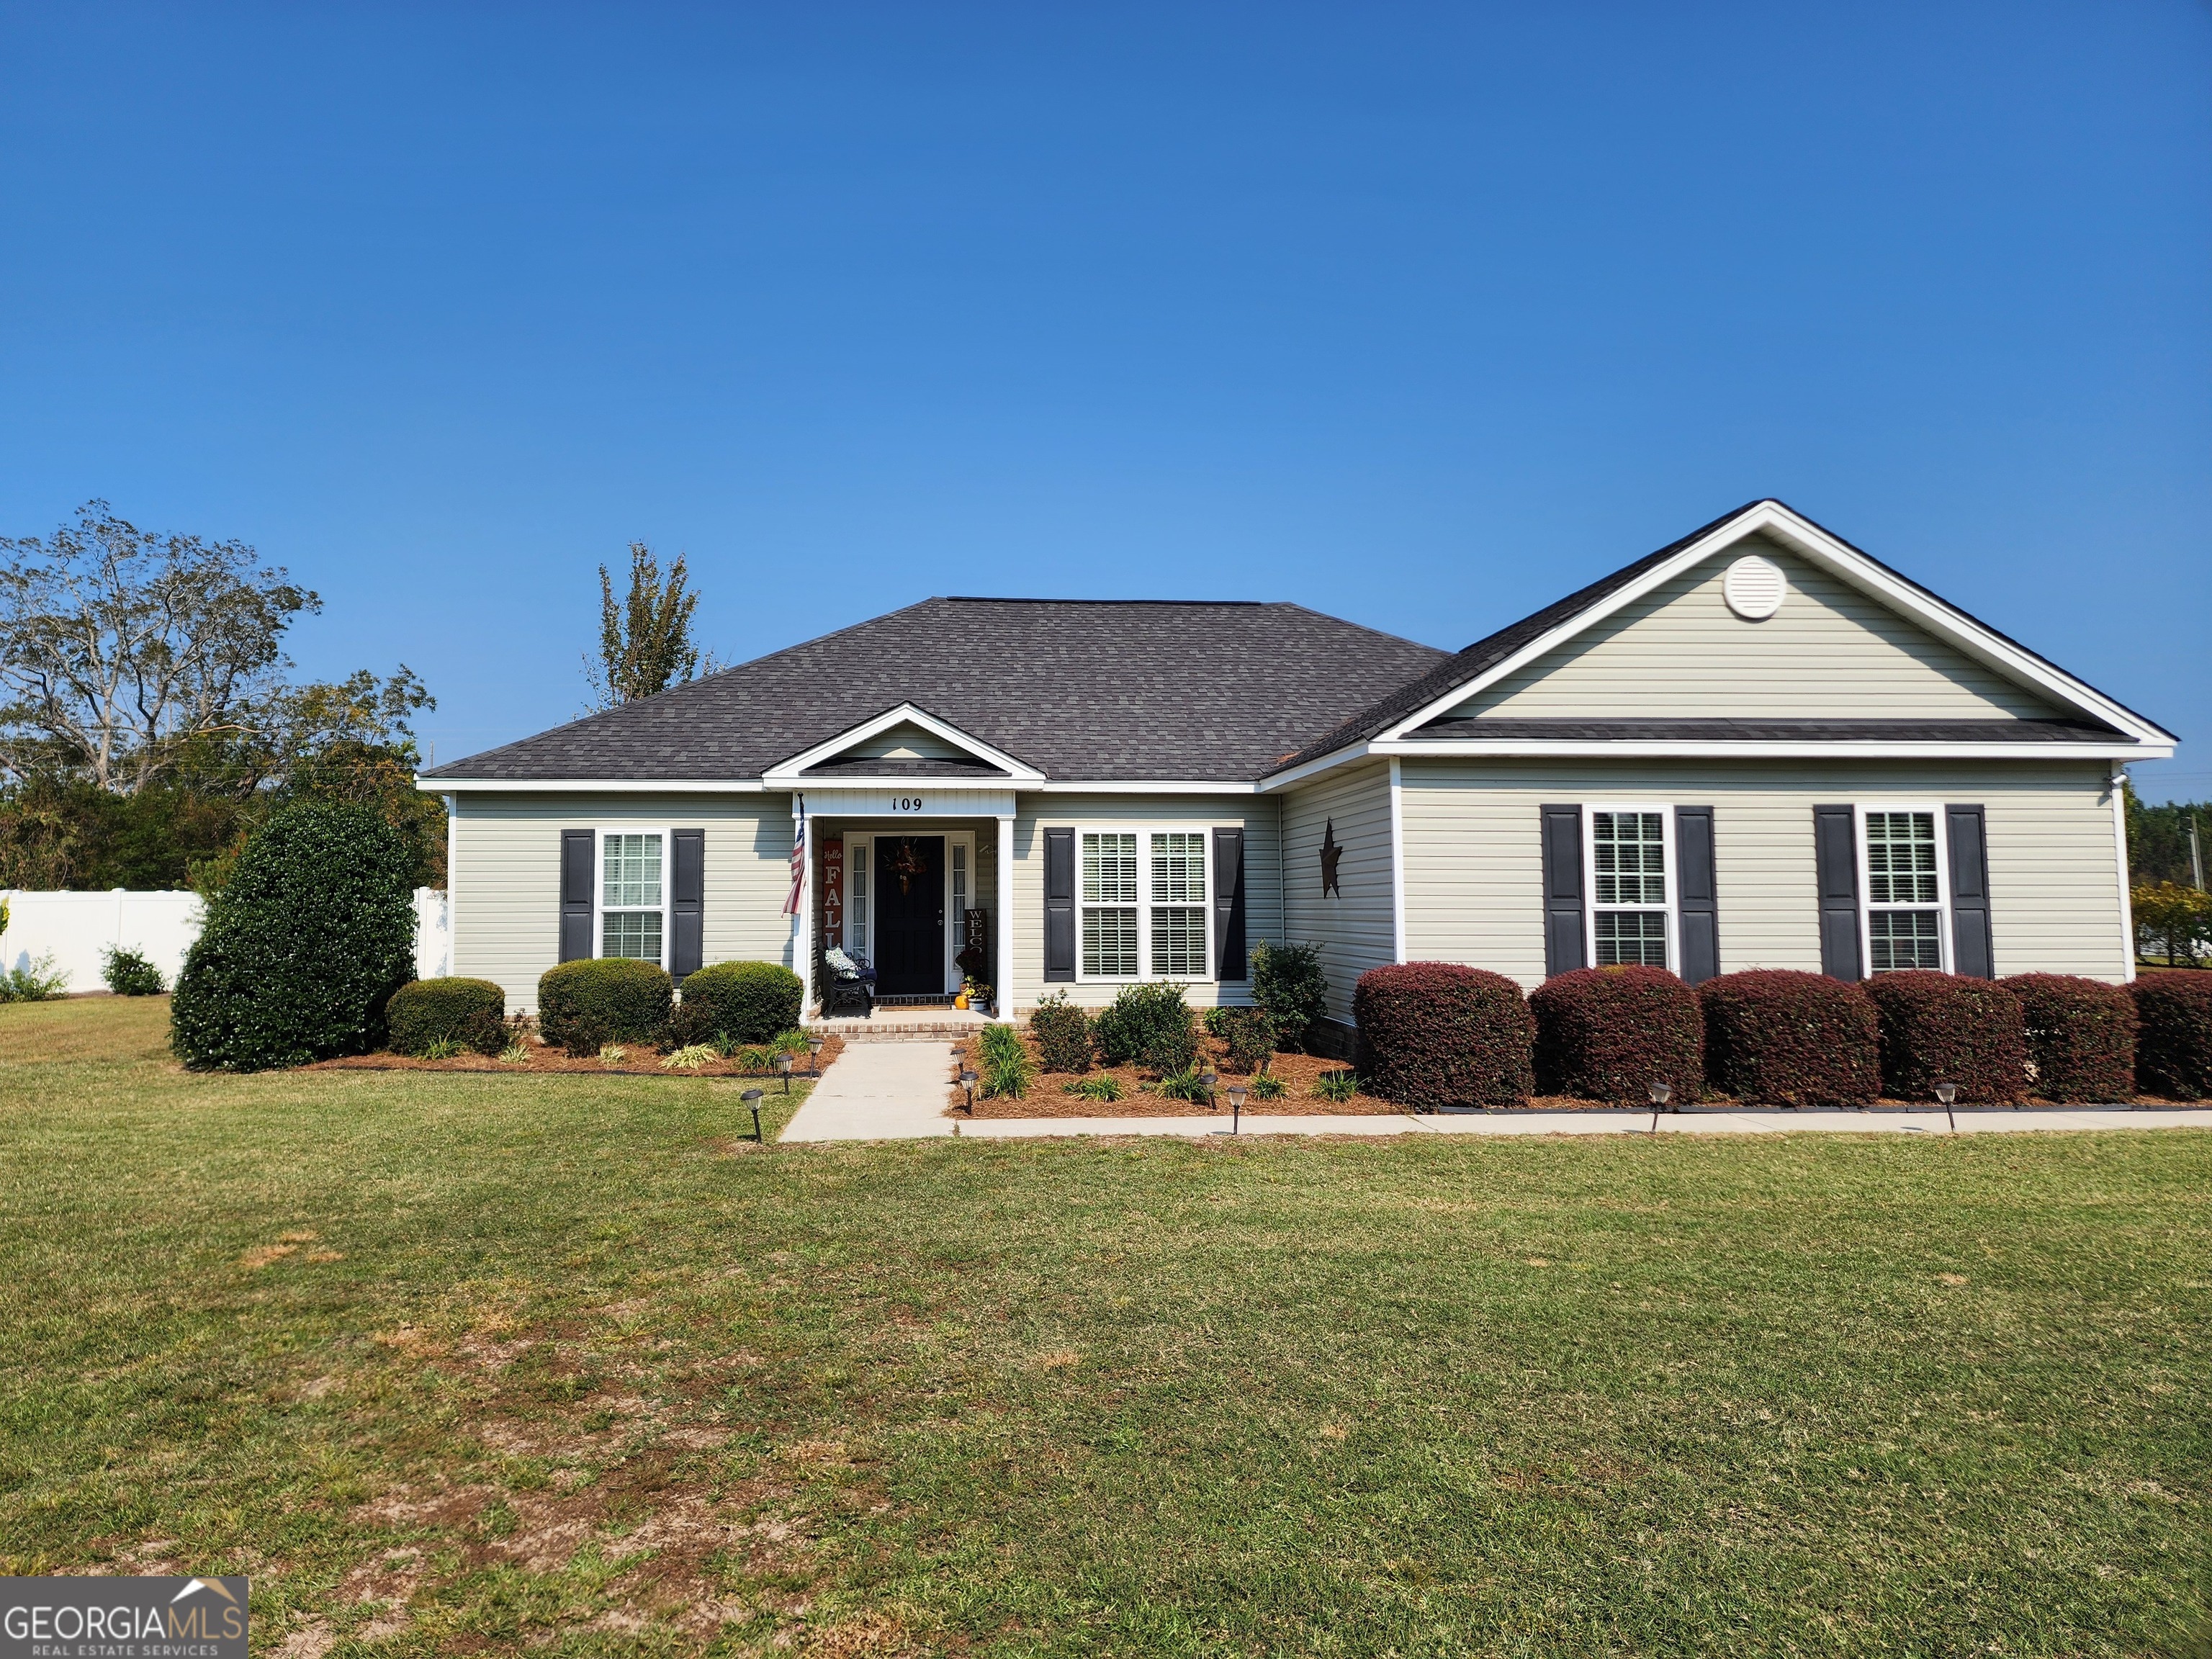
[
  {"left": 423, "top": 598, "right": 1452, "bottom": 784},
  {"left": 1405, "top": 717, "right": 2128, "bottom": 744}
]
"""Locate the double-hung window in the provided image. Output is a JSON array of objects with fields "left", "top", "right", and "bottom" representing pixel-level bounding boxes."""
[
  {"left": 1077, "top": 827, "right": 1215, "bottom": 980},
  {"left": 599, "top": 830, "right": 666, "bottom": 964},
  {"left": 1587, "top": 808, "right": 1673, "bottom": 968},
  {"left": 1082, "top": 832, "right": 1140, "bottom": 977},
  {"left": 1149, "top": 832, "right": 1208, "bottom": 977},
  {"left": 1860, "top": 807, "right": 1947, "bottom": 972}
]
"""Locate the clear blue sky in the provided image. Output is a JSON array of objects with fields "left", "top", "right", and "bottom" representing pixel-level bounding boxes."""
[{"left": 3, "top": 4, "right": 2207, "bottom": 796}]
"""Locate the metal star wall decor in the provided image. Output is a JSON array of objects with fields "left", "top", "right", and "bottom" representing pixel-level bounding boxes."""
[{"left": 1319, "top": 818, "right": 1343, "bottom": 897}]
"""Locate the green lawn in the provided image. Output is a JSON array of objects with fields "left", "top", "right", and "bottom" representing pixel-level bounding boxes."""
[{"left": 3, "top": 998, "right": 2209, "bottom": 1657}]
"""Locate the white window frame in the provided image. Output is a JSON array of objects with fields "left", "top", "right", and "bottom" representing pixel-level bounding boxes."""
[
  {"left": 1582, "top": 804, "right": 1677, "bottom": 974},
  {"left": 594, "top": 825, "right": 670, "bottom": 968},
  {"left": 1856, "top": 803, "right": 1951, "bottom": 975},
  {"left": 943, "top": 829, "right": 976, "bottom": 992},
  {"left": 1071, "top": 824, "right": 1218, "bottom": 984},
  {"left": 845, "top": 835, "right": 871, "bottom": 968}
]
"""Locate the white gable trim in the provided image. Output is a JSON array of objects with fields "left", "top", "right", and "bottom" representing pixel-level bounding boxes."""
[
  {"left": 1373, "top": 501, "right": 2175, "bottom": 750},
  {"left": 763, "top": 703, "right": 1046, "bottom": 786}
]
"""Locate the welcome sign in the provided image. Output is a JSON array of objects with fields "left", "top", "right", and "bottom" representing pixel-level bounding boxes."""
[{"left": 1, "top": 1577, "right": 248, "bottom": 1658}]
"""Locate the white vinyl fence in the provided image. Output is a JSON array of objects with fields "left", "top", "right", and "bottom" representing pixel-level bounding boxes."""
[{"left": 2, "top": 887, "right": 450, "bottom": 994}]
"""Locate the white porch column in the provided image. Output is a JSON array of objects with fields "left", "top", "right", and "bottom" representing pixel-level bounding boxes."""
[
  {"left": 794, "top": 794, "right": 815, "bottom": 1013},
  {"left": 997, "top": 812, "right": 1015, "bottom": 1017}
]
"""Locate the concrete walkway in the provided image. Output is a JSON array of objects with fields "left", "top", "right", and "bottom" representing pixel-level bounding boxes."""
[
  {"left": 778, "top": 1055, "right": 2212, "bottom": 1143},
  {"left": 781, "top": 1040, "right": 958, "bottom": 1141}
]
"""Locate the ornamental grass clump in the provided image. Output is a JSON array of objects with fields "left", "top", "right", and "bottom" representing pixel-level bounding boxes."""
[
  {"left": 670, "top": 960, "right": 803, "bottom": 1047},
  {"left": 536, "top": 958, "right": 673, "bottom": 1056},
  {"left": 2000, "top": 974, "right": 2136, "bottom": 1103},
  {"left": 170, "top": 802, "right": 415, "bottom": 1071},
  {"left": 2131, "top": 973, "right": 2212, "bottom": 1101},
  {"left": 1863, "top": 971, "right": 2026, "bottom": 1105},
  {"left": 1697, "top": 970, "right": 1879, "bottom": 1108},
  {"left": 1529, "top": 965, "right": 1701, "bottom": 1106},
  {"left": 386, "top": 977, "right": 508, "bottom": 1057},
  {"left": 977, "top": 1022, "right": 1035, "bottom": 1098},
  {"left": 1353, "top": 962, "right": 1532, "bottom": 1107},
  {"left": 1028, "top": 992, "right": 1095, "bottom": 1073}
]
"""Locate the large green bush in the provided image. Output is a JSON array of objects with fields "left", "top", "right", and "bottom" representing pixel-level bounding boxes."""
[
  {"left": 538, "top": 958, "right": 674, "bottom": 1054},
  {"left": 1028, "top": 992, "right": 1095, "bottom": 1074},
  {"left": 670, "top": 960, "right": 804, "bottom": 1047},
  {"left": 387, "top": 976, "right": 507, "bottom": 1056},
  {"left": 169, "top": 802, "right": 417, "bottom": 1071},
  {"left": 1093, "top": 981, "right": 1197, "bottom": 1074},
  {"left": 1253, "top": 941, "right": 1328, "bottom": 1052}
]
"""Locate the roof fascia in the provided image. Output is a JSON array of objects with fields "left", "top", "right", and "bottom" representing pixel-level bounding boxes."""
[
  {"left": 1376, "top": 737, "right": 2169, "bottom": 761},
  {"left": 421, "top": 777, "right": 768, "bottom": 793},
  {"left": 1373, "top": 501, "right": 2172, "bottom": 747},
  {"left": 764, "top": 702, "right": 1046, "bottom": 786},
  {"left": 1028, "top": 778, "right": 1263, "bottom": 794},
  {"left": 1257, "top": 741, "right": 1377, "bottom": 793}
]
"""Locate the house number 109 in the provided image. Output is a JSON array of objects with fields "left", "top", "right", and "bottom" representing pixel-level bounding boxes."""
[{"left": 889, "top": 796, "right": 925, "bottom": 813}]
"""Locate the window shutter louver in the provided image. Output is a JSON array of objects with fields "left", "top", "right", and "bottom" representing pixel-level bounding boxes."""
[
  {"left": 1043, "top": 827, "right": 1076, "bottom": 983},
  {"left": 1212, "top": 827, "right": 1246, "bottom": 981},
  {"left": 1539, "top": 805, "right": 1586, "bottom": 977},
  {"left": 1675, "top": 806, "right": 1718, "bottom": 985},
  {"left": 670, "top": 829, "right": 705, "bottom": 979},
  {"left": 1813, "top": 806, "right": 1861, "bottom": 980},
  {"left": 1946, "top": 804, "right": 1993, "bottom": 979},
  {"left": 559, "top": 830, "right": 594, "bottom": 963}
]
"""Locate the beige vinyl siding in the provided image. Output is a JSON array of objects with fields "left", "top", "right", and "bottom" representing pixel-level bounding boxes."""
[
  {"left": 452, "top": 793, "right": 794, "bottom": 1012},
  {"left": 1009, "top": 794, "right": 1280, "bottom": 1012},
  {"left": 1279, "top": 762, "right": 1396, "bottom": 1022},
  {"left": 1452, "top": 537, "right": 2063, "bottom": 721},
  {"left": 1398, "top": 760, "right": 2127, "bottom": 987},
  {"left": 840, "top": 721, "right": 972, "bottom": 761}
]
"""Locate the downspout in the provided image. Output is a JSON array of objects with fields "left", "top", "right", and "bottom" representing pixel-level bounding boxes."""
[{"left": 2111, "top": 766, "right": 2136, "bottom": 983}]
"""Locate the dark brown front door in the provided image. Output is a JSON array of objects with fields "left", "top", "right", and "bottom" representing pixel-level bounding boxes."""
[{"left": 873, "top": 836, "right": 945, "bottom": 995}]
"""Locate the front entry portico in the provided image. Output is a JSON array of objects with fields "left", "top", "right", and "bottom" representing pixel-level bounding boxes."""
[{"left": 792, "top": 788, "right": 1017, "bottom": 1017}]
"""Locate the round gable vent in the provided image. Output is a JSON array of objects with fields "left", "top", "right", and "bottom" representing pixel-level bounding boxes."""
[{"left": 1722, "top": 554, "right": 1786, "bottom": 620}]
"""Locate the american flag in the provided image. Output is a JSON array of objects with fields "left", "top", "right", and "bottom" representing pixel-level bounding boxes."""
[{"left": 783, "top": 797, "right": 806, "bottom": 916}]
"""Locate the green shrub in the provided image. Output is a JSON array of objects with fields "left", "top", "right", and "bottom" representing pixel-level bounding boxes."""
[
  {"left": 170, "top": 802, "right": 416, "bottom": 1071},
  {"left": 0, "top": 953, "right": 70, "bottom": 1003},
  {"left": 1029, "top": 992, "right": 1096, "bottom": 1073},
  {"left": 1201, "top": 1007, "right": 1233, "bottom": 1039},
  {"left": 537, "top": 958, "right": 674, "bottom": 1055},
  {"left": 1094, "top": 981, "right": 1197, "bottom": 1074},
  {"left": 386, "top": 977, "right": 507, "bottom": 1056},
  {"left": 978, "top": 1022, "right": 1035, "bottom": 1098},
  {"left": 1254, "top": 941, "right": 1329, "bottom": 1052},
  {"left": 1215, "top": 1006, "right": 1278, "bottom": 1075},
  {"left": 670, "top": 960, "right": 803, "bottom": 1046},
  {"left": 101, "top": 945, "right": 166, "bottom": 997},
  {"left": 1311, "top": 1069, "right": 1360, "bottom": 1102},
  {"left": 1064, "top": 1073, "right": 1124, "bottom": 1102}
]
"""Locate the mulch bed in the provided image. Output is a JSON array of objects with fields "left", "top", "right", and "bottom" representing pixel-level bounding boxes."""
[
  {"left": 947, "top": 1032, "right": 1393, "bottom": 1118},
  {"left": 312, "top": 1033, "right": 846, "bottom": 1081}
]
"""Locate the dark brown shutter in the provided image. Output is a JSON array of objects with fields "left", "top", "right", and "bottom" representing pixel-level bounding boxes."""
[
  {"left": 1540, "top": 805, "right": 1585, "bottom": 976},
  {"left": 559, "top": 830, "right": 594, "bottom": 962},
  {"left": 1043, "top": 827, "right": 1076, "bottom": 983},
  {"left": 1213, "top": 827, "right": 1246, "bottom": 981},
  {"left": 1946, "top": 804, "right": 1993, "bottom": 979},
  {"left": 670, "top": 829, "right": 704, "bottom": 979},
  {"left": 1813, "top": 806, "right": 1861, "bottom": 980},
  {"left": 1675, "top": 806, "right": 1718, "bottom": 985}
]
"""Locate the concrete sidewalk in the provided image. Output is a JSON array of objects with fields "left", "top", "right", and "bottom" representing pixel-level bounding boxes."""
[{"left": 781, "top": 1040, "right": 958, "bottom": 1141}]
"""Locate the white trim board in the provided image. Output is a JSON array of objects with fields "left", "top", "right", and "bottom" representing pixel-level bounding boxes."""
[
  {"left": 765, "top": 703, "right": 1046, "bottom": 786},
  {"left": 1368, "top": 502, "right": 2176, "bottom": 752}
]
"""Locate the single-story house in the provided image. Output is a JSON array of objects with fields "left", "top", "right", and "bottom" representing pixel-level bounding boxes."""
[{"left": 419, "top": 500, "right": 2175, "bottom": 1041}]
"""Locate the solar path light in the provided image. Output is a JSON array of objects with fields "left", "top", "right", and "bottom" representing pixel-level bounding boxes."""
[
  {"left": 1226, "top": 1082, "right": 1246, "bottom": 1136},
  {"left": 1647, "top": 1079, "right": 1673, "bottom": 1135},
  {"left": 808, "top": 1034, "right": 825, "bottom": 1076},
  {"left": 742, "top": 1088, "right": 765, "bottom": 1143},
  {"left": 1936, "top": 1081, "right": 1958, "bottom": 1134}
]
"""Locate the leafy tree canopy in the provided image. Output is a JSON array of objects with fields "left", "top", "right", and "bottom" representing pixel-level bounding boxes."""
[{"left": 584, "top": 541, "right": 720, "bottom": 709}]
